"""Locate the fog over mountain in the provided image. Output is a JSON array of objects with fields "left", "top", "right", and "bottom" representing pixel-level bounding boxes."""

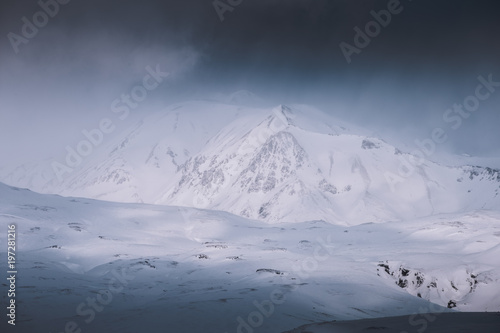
[{"left": 1, "top": 0, "right": 500, "bottom": 167}]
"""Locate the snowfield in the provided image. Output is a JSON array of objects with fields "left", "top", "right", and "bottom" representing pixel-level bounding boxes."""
[{"left": 0, "top": 182, "right": 499, "bottom": 332}]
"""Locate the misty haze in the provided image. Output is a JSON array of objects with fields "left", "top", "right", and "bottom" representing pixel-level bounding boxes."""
[{"left": 1, "top": 1, "right": 499, "bottom": 332}]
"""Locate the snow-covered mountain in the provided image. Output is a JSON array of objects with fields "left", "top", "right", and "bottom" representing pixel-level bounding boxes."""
[
  {"left": 1, "top": 98, "right": 499, "bottom": 332},
  {"left": 1, "top": 100, "right": 500, "bottom": 225},
  {"left": 1, "top": 182, "right": 499, "bottom": 332}
]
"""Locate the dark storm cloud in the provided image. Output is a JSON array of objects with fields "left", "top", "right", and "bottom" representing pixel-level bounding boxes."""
[{"left": 1, "top": 0, "right": 499, "bottom": 164}]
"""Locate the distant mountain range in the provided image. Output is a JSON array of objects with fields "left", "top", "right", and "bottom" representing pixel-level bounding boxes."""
[{"left": 1, "top": 99, "right": 499, "bottom": 225}]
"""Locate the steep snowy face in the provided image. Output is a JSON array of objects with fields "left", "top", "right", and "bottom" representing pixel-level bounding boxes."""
[
  {"left": 155, "top": 104, "right": 500, "bottom": 224},
  {"left": 236, "top": 131, "right": 311, "bottom": 197},
  {"left": 162, "top": 127, "right": 341, "bottom": 223},
  {"left": 1, "top": 101, "right": 500, "bottom": 225}
]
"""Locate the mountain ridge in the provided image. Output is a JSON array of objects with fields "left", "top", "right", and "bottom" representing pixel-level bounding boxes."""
[{"left": 1, "top": 101, "right": 499, "bottom": 225}]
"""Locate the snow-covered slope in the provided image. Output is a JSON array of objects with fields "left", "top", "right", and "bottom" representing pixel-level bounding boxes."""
[
  {"left": 283, "top": 312, "right": 500, "bottom": 333},
  {"left": 1, "top": 101, "right": 500, "bottom": 225},
  {"left": 0, "top": 183, "right": 499, "bottom": 332}
]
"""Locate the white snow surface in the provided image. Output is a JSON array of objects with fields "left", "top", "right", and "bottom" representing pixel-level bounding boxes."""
[
  {"left": 1, "top": 101, "right": 500, "bottom": 225},
  {"left": 0, "top": 182, "right": 499, "bottom": 332}
]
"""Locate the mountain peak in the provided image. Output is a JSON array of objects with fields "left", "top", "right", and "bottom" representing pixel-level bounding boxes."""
[
  {"left": 272, "top": 104, "right": 295, "bottom": 126},
  {"left": 1, "top": 100, "right": 499, "bottom": 225}
]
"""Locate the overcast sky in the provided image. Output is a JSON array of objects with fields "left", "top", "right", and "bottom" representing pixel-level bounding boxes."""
[{"left": 1, "top": 0, "right": 499, "bottom": 166}]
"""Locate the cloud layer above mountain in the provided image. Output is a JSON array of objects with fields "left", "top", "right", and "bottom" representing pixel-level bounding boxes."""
[{"left": 1, "top": 0, "right": 499, "bottom": 165}]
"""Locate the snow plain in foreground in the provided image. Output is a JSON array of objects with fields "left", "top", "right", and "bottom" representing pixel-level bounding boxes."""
[{"left": 0, "top": 182, "right": 499, "bottom": 332}]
